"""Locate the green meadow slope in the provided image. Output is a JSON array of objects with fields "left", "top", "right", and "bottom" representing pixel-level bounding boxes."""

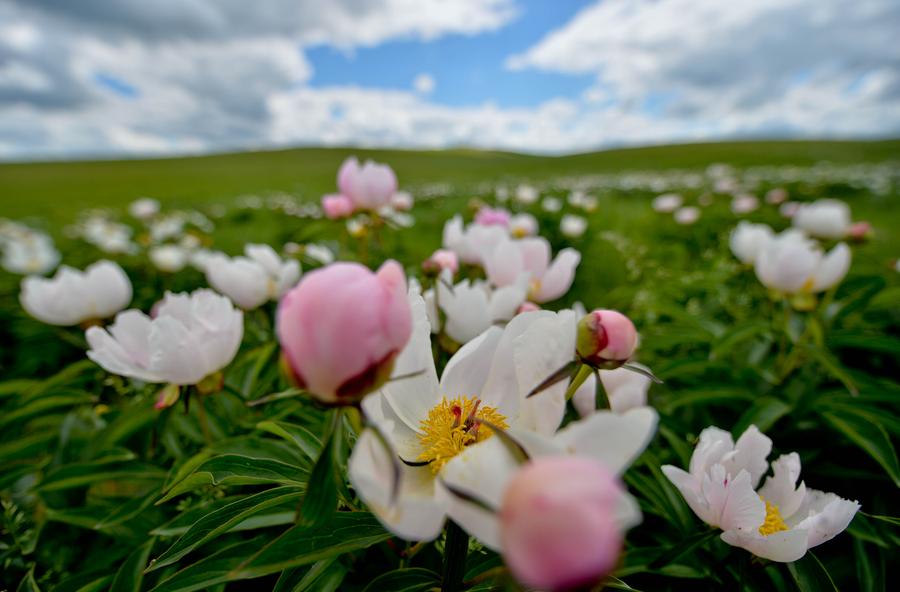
[{"left": 1, "top": 140, "right": 898, "bottom": 221}]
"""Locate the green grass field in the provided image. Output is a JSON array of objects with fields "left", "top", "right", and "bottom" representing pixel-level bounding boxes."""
[{"left": 3, "top": 139, "right": 899, "bottom": 221}]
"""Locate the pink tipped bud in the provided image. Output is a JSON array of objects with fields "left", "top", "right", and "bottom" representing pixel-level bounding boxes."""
[
  {"left": 500, "top": 457, "right": 624, "bottom": 591},
  {"left": 576, "top": 309, "right": 637, "bottom": 368},
  {"left": 422, "top": 249, "right": 459, "bottom": 276},
  {"left": 847, "top": 221, "right": 871, "bottom": 241},
  {"left": 276, "top": 260, "right": 412, "bottom": 404},
  {"left": 322, "top": 194, "right": 355, "bottom": 219},
  {"left": 474, "top": 206, "right": 511, "bottom": 227}
]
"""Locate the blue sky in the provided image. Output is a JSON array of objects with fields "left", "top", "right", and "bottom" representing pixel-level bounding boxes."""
[{"left": 0, "top": 0, "right": 897, "bottom": 158}]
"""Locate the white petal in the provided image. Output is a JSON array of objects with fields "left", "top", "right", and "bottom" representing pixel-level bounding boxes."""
[
  {"left": 485, "top": 239, "right": 524, "bottom": 287},
  {"left": 553, "top": 408, "right": 658, "bottom": 474},
  {"left": 811, "top": 243, "right": 850, "bottom": 292},
  {"left": 702, "top": 467, "right": 766, "bottom": 531},
  {"left": 793, "top": 489, "right": 860, "bottom": 549},
  {"left": 348, "top": 429, "right": 446, "bottom": 541},
  {"left": 758, "top": 453, "right": 806, "bottom": 520},
  {"left": 721, "top": 528, "right": 809, "bottom": 562},
  {"left": 439, "top": 326, "right": 503, "bottom": 398},
  {"left": 534, "top": 248, "right": 581, "bottom": 303},
  {"left": 720, "top": 425, "right": 772, "bottom": 488}
]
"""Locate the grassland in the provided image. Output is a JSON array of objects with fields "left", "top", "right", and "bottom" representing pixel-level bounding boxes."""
[{"left": 2, "top": 139, "right": 899, "bottom": 221}]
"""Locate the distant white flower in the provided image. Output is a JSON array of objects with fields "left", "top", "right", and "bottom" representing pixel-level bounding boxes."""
[
  {"left": 674, "top": 206, "right": 700, "bottom": 225},
  {"left": 150, "top": 216, "right": 185, "bottom": 243},
  {"left": 730, "top": 222, "right": 774, "bottom": 264},
  {"left": 663, "top": 425, "right": 859, "bottom": 562},
  {"left": 206, "top": 244, "right": 301, "bottom": 309},
  {"left": 542, "top": 197, "right": 562, "bottom": 212},
  {"left": 424, "top": 273, "right": 528, "bottom": 344},
  {"left": 86, "top": 289, "right": 243, "bottom": 385},
  {"left": 792, "top": 199, "right": 851, "bottom": 239},
  {"left": 129, "top": 198, "right": 160, "bottom": 220},
  {"left": 1, "top": 233, "right": 60, "bottom": 275},
  {"left": 515, "top": 184, "right": 539, "bottom": 205},
  {"left": 442, "top": 215, "right": 508, "bottom": 266},
  {"left": 765, "top": 188, "right": 788, "bottom": 205},
  {"left": 20, "top": 260, "right": 132, "bottom": 326},
  {"left": 495, "top": 186, "right": 510, "bottom": 202},
  {"left": 652, "top": 193, "right": 682, "bottom": 213},
  {"left": 150, "top": 245, "right": 189, "bottom": 273},
  {"left": 485, "top": 238, "right": 581, "bottom": 303},
  {"left": 509, "top": 213, "right": 538, "bottom": 238},
  {"left": 560, "top": 214, "right": 588, "bottom": 237},
  {"left": 303, "top": 243, "right": 334, "bottom": 265},
  {"left": 754, "top": 230, "right": 850, "bottom": 294},
  {"left": 81, "top": 217, "right": 137, "bottom": 254},
  {"left": 731, "top": 194, "right": 759, "bottom": 215},
  {"left": 390, "top": 191, "right": 414, "bottom": 211}
]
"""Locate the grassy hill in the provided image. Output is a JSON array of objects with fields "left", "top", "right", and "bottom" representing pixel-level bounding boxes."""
[{"left": 2, "top": 140, "right": 898, "bottom": 221}]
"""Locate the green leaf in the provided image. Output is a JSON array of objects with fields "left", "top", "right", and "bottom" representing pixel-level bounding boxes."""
[
  {"left": 297, "top": 411, "right": 341, "bottom": 527},
  {"left": 110, "top": 538, "right": 155, "bottom": 592},
  {"left": 257, "top": 420, "right": 323, "bottom": 462},
  {"left": 787, "top": 552, "right": 839, "bottom": 592},
  {"left": 229, "top": 512, "right": 392, "bottom": 580},
  {"left": 806, "top": 345, "right": 858, "bottom": 396},
  {"left": 149, "top": 486, "right": 304, "bottom": 571},
  {"left": 822, "top": 412, "right": 900, "bottom": 487},
  {"left": 0, "top": 390, "right": 96, "bottom": 428},
  {"left": 854, "top": 538, "right": 884, "bottom": 592},
  {"left": 158, "top": 454, "right": 307, "bottom": 503},
  {"left": 274, "top": 559, "right": 347, "bottom": 592},
  {"left": 148, "top": 537, "right": 266, "bottom": 592},
  {"left": 733, "top": 397, "right": 791, "bottom": 435},
  {"left": 362, "top": 568, "right": 441, "bottom": 592},
  {"left": 37, "top": 460, "right": 165, "bottom": 492},
  {"left": 16, "top": 568, "right": 41, "bottom": 592}
]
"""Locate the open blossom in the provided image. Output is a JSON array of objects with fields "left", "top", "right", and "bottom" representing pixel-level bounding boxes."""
[
  {"left": 560, "top": 214, "right": 587, "bottom": 238},
  {"left": 754, "top": 230, "right": 850, "bottom": 294},
  {"left": 663, "top": 425, "right": 860, "bottom": 562},
  {"left": 485, "top": 238, "right": 581, "bottom": 303},
  {"left": 86, "top": 289, "right": 243, "bottom": 385},
  {"left": 474, "top": 206, "right": 510, "bottom": 227},
  {"left": 509, "top": 213, "right": 538, "bottom": 237},
  {"left": 765, "top": 188, "right": 788, "bottom": 205},
  {"left": 338, "top": 156, "right": 398, "bottom": 211},
  {"left": 731, "top": 194, "right": 759, "bottom": 214},
  {"left": 573, "top": 363, "right": 652, "bottom": 416},
  {"left": 515, "top": 184, "right": 539, "bottom": 204},
  {"left": 321, "top": 194, "right": 354, "bottom": 219},
  {"left": 349, "top": 293, "right": 581, "bottom": 541},
  {"left": 730, "top": 222, "right": 774, "bottom": 264},
  {"left": 21, "top": 260, "right": 132, "bottom": 326},
  {"left": 129, "top": 197, "right": 160, "bottom": 220},
  {"left": 500, "top": 458, "right": 625, "bottom": 591},
  {"left": 442, "top": 215, "right": 508, "bottom": 266},
  {"left": 542, "top": 197, "right": 562, "bottom": 212},
  {"left": 1, "top": 233, "right": 60, "bottom": 275},
  {"left": 652, "top": 193, "right": 682, "bottom": 213},
  {"left": 424, "top": 274, "right": 528, "bottom": 344},
  {"left": 206, "top": 244, "right": 301, "bottom": 310},
  {"left": 674, "top": 206, "right": 700, "bottom": 225},
  {"left": 150, "top": 244, "right": 189, "bottom": 272},
  {"left": 277, "top": 261, "right": 411, "bottom": 404},
  {"left": 792, "top": 198, "right": 852, "bottom": 239}
]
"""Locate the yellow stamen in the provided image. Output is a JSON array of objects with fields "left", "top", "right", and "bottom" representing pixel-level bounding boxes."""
[
  {"left": 758, "top": 497, "right": 789, "bottom": 536},
  {"left": 417, "top": 396, "right": 507, "bottom": 474}
]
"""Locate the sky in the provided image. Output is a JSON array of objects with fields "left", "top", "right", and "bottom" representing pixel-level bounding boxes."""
[{"left": 0, "top": 0, "right": 898, "bottom": 159}]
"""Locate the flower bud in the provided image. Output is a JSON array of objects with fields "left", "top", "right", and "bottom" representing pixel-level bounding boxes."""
[
  {"left": 576, "top": 309, "right": 637, "bottom": 368},
  {"left": 422, "top": 249, "right": 458, "bottom": 276},
  {"left": 321, "top": 194, "right": 354, "bottom": 219},
  {"left": 847, "top": 221, "right": 871, "bottom": 242},
  {"left": 500, "top": 457, "right": 624, "bottom": 591},
  {"left": 276, "top": 260, "right": 412, "bottom": 404}
]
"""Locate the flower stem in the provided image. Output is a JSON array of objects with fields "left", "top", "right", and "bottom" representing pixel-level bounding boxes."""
[
  {"left": 196, "top": 392, "right": 213, "bottom": 445},
  {"left": 442, "top": 520, "right": 468, "bottom": 592}
]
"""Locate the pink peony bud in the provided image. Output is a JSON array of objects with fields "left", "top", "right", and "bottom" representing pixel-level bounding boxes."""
[
  {"left": 847, "top": 221, "right": 871, "bottom": 241},
  {"left": 500, "top": 457, "right": 624, "bottom": 591},
  {"left": 322, "top": 194, "right": 354, "bottom": 219},
  {"left": 338, "top": 156, "right": 398, "bottom": 211},
  {"left": 474, "top": 206, "right": 511, "bottom": 227},
  {"left": 422, "top": 248, "right": 459, "bottom": 275},
  {"left": 576, "top": 309, "right": 637, "bottom": 368},
  {"left": 517, "top": 301, "right": 540, "bottom": 314},
  {"left": 390, "top": 191, "right": 414, "bottom": 211},
  {"left": 276, "top": 260, "right": 412, "bottom": 404}
]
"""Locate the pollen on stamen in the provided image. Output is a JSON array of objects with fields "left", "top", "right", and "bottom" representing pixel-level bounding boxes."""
[
  {"left": 417, "top": 395, "right": 508, "bottom": 475},
  {"left": 758, "top": 497, "right": 789, "bottom": 536}
]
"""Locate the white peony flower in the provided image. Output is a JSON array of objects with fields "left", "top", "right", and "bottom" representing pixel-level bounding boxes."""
[
  {"left": 560, "top": 214, "right": 588, "bottom": 238},
  {"left": 484, "top": 238, "right": 581, "bottom": 303},
  {"left": 515, "top": 184, "right": 539, "bottom": 204},
  {"left": 509, "top": 213, "right": 538, "bottom": 238},
  {"left": 20, "top": 260, "right": 132, "bottom": 326},
  {"left": 731, "top": 194, "right": 760, "bottom": 215},
  {"left": 424, "top": 273, "right": 528, "bottom": 344},
  {"left": 541, "top": 197, "right": 562, "bottom": 213},
  {"left": 652, "top": 194, "right": 682, "bottom": 213},
  {"left": 86, "top": 289, "right": 243, "bottom": 385},
  {"left": 442, "top": 215, "right": 508, "bottom": 266},
  {"left": 663, "top": 425, "right": 859, "bottom": 562},
  {"left": 149, "top": 245, "right": 189, "bottom": 272},
  {"left": 349, "top": 289, "right": 580, "bottom": 541},
  {"left": 730, "top": 222, "right": 774, "bottom": 265},
  {"left": 674, "top": 206, "right": 700, "bottom": 225},
  {"left": 792, "top": 199, "right": 852, "bottom": 239},
  {"left": 1, "top": 233, "right": 60, "bottom": 275},
  {"left": 129, "top": 198, "right": 160, "bottom": 220},
  {"left": 754, "top": 230, "right": 850, "bottom": 294},
  {"left": 205, "top": 243, "right": 301, "bottom": 309}
]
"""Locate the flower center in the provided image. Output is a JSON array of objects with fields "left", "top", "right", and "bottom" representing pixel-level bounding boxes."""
[
  {"left": 758, "top": 497, "right": 789, "bottom": 536},
  {"left": 417, "top": 396, "right": 507, "bottom": 474}
]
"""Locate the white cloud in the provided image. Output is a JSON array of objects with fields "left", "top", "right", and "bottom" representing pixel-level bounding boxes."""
[{"left": 413, "top": 73, "right": 436, "bottom": 95}]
